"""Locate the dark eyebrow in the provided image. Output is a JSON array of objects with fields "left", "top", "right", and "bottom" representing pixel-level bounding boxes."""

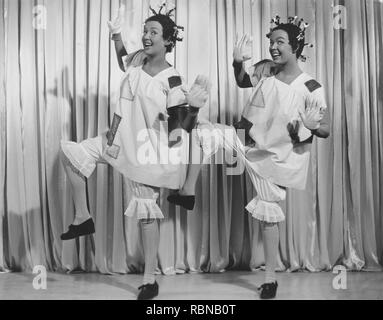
[{"left": 143, "top": 25, "right": 161, "bottom": 32}]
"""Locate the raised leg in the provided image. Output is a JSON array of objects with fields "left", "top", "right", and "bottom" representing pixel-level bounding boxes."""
[{"left": 60, "top": 150, "right": 94, "bottom": 240}]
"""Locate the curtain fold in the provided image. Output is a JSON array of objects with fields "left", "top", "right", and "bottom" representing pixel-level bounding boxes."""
[
  {"left": 1, "top": 0, "right": 382, "bottom": 275},
  {"left": 0, "top": 0, "right": 8, "bottom": 272}
]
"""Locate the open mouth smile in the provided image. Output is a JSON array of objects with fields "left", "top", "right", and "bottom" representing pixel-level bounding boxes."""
[{"left": 271, "top": 51, "right": 281, "bottom": 59}]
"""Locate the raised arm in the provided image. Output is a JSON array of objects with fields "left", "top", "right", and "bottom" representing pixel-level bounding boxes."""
[
  {"left": 232, "top": 34, "right": 253, "bottom": 88},
  {"left": 232, "top": 61, "right": 252, "bottom": 88},
  {"left": 111, "top": 34, "right": 128, "bottom": 72},
  {"left": 108, "top": 5, "right": 128, "bottom": 72}
]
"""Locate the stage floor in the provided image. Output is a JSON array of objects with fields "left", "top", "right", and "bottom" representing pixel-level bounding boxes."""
[{"left": 0, "top": 270, "right": 382, "bottom": 300}]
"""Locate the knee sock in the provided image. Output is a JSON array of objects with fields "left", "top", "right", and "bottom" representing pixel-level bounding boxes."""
[
  {"left": 61, "top": 153, "right": 91, "bottom": 225},
  {"left": 180, "top": 130, "right": 203, "bottom": 196},
  {"left": 140, "top": 219, "right": 160, "bottom": 285},
  {"left": 180, "top": 164, "right": 202, "bottom": 196},
  {"left": 262, "top": 222, "right": 279, "bottom": 284}
]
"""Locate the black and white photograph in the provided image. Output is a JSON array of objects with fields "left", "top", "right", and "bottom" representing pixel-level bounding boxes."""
[{"left": 0, "top": 0, "right": 382, "bottom": 309}]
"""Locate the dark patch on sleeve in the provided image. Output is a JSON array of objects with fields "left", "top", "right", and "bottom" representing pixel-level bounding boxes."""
[
  {"left": 168, "top": 76, "right": 182, "bottom": 89},
  {"left": 305, "top": 79, "right": 321, "bottom": 92},
  {"left": 238, "top": 73, "right": 252, "bottom": 88},
  {"left": 107, "top": 113, "right": 122, "bottom": 146}
]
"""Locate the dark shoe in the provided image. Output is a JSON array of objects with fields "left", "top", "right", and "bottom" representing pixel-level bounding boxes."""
[
  {"left": 60, "top": 218, "right": 95, "bottom": 240},
  {"left": 137, "top": 281, "right": 159, "bottom": 300},
  {"left": 258, "top": 281, "right": 278, "bottom": 299},
  {"left": 167, "top": 193, "right": 195, "bottom": 210}
]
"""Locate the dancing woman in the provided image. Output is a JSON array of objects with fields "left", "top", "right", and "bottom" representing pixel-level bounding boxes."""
[
  {"left": 169, "top": 16, "right": 330, "bottom": 299},
  {"left": 60, "top": 5, "right": 210, "bottom": 300}
]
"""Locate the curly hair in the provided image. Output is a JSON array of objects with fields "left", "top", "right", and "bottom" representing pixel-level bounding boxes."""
[
  {"left": 268, "top": 23, "right": 305, "bottom": 59},
  {"left": 145, "top": 14, "right": 182, "bottom": 53}
]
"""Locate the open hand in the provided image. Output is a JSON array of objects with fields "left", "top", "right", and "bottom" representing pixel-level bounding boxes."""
[
  {"left": 107, "top": 5, "right": 125, "bottom": 34},
  {"left": 299, "top": 100, "right": 324, "bottom": 130},
  {"left": 233, "top": 34, "right": 253, "bottom": 63},
  {"left": 183, "top": 75, "right": 211, "bottom": 108}
]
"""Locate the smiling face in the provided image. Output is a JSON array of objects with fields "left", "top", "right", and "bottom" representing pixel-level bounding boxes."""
[
  {"left": 269, "top": 29, "right": 297, "bottom": 65},
  {"left": 142, "top": 20, "right": 170, "bottom": 57}
]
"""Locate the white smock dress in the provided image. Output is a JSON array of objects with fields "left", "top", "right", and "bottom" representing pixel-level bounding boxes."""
[
  {"left": 61, "top": 50, "right": 190, "bottom": 220},
  {"left": 199, "top": 60, "right": 328, "bottom": 223}
]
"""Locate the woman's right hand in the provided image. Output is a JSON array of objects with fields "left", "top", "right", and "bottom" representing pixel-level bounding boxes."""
[
  {"left": 233, "top": 34, "right": 253, "bottom": 63},
  {"left": 108, "top": 5, "right": 125, "bottom": 34}
]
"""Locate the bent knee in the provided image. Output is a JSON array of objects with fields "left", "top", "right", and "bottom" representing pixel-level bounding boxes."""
[{"left": 60, "top": 149, "right": 84, "bottom": 177}]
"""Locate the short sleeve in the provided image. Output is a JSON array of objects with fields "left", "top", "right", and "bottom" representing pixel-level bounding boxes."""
[
  {"left": 122, "top": 50, "right": 147, "bottom": 71},
  {"left": 305, "top": 80, "right": 327, "bottom": 110},
  {"left": 248, "top": 59, "right": 277, "bottom": 87},
  {"left": 166, "top": 75, "right": 187, "bottom": 108}
]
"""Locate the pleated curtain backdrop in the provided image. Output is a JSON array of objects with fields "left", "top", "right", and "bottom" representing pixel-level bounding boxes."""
[{"left": 0, "top": 0, "right": 382, "bottom": 275}]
